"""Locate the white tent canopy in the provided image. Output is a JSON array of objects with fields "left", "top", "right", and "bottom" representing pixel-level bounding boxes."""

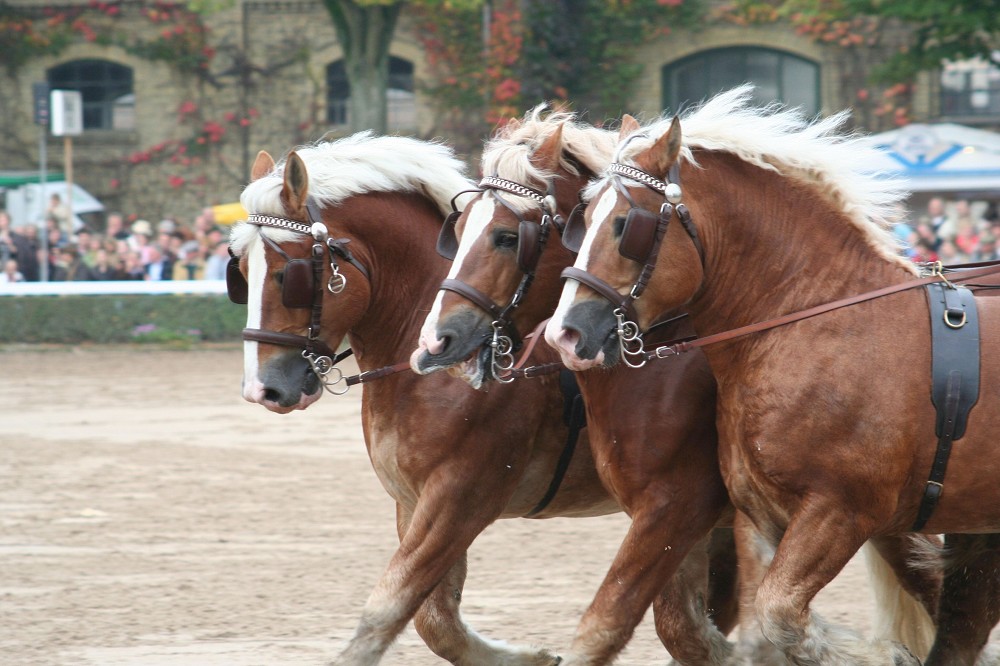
[{"left": 859, "top": 123, "right": 1000, "bottom": 196}]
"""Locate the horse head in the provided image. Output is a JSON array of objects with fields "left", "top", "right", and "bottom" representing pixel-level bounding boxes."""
[
  {"left": 411, "top": 108, "right": 614, "bottom": 387},
  {"left": 546, "top": 115, "right": 705, "bottom": 371},
  {"left": 230, "top": 149, "right": 371, "bottom": 413}
]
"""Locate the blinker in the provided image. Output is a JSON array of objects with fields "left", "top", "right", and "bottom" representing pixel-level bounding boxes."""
[
  {"left": 281, "top": 259, "right": 314, "bottom": 308},
  {"left": 561, "top": 203, "right": 587, "bottom": 253},
  {"left": 619, "top": 206, "right": 665, "bottom": 263},
  {"left": 226, "top": 256, "right": 248, "bottom": 304}
]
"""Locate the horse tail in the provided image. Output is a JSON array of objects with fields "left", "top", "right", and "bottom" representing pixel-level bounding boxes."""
[{"left": 862, "top": 538, "right": 937, "bottom": 660}]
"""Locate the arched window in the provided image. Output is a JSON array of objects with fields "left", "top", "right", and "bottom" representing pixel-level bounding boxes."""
[
  {"left": 48, "top": 59, "right": 134, "bottom": 130},
  {"left": 327, "top": 56, "right": 415, "bottom": 130},
  {"left": 662, "top": 48, "right": 819, "bottom": 115}
]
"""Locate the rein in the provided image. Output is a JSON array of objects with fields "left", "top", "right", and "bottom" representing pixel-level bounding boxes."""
[{"left": 644, "top": 261, "right": 1000, "bottom": 361}]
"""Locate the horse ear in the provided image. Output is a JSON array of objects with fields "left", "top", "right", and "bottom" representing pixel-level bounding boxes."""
[
  {"left": 531, "top": 122, "right": 564, "bottom": 172},
  {"left": 251, "top": 150, "right": 275, "bottom": 182},
  {"left": 619, "top": 114, "right": 640, "bottom": 140},
  {"left": 280, "top": 152, "right": 309, "bottom": 219},
  {"left": 648, "top": 116, "right": 682, "bottom": 175}
]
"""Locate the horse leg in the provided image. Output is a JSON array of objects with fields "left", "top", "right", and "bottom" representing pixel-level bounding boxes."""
[
  {"left": 413, "top": 549, "right": 559, "bottom": 665},
  {"left": 866, "top": 533, "right": 941, "bottom": 660},
  {"left": 730, "top": 512, "right": 790, "bottom": 666},
  {"left": 925, "top": 533, "right": 1000, "bottom": 666},
  {"left": 332, "top": 498, "right": 558, "bottom": 666},
  {"left": 652, "top": 532, "right": 734, "bottom": 666},
  {"left": 560, "top": 502, "right": 729, "bottom": 666},
  {"left": 753, "top": 509, "right": 919, "bottom": 666},
  {"left": 704, "top": 527, "right": 740, "bottom": 634}
]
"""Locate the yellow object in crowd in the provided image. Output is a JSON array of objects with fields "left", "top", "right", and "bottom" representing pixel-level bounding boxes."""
[{"left": 211, "top": 202, "right": 248, "bottom": 225}]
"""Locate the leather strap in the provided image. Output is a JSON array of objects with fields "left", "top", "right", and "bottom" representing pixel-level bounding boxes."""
[
  {"left": 647, "top": 262, "right": 1000, "bottom": 360},
  {"left": 560, "top": 266, "right": 640, "bottom": 323},
  {"left": 525, "top": 368, "right": 586, "bottom": 517},
  {"left": 912, "top": 282, "right": 980, "bottom": 530},
  {"left": 242, "top": 328, "right": 342, "bottom": 360},
  {"left": 438, "top": 278, "right": 524, "bottom": 350}
]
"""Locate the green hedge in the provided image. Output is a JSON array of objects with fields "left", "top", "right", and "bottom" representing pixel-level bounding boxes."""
[{"left": 0, "top": 294, "right": 246, "bottom": 344}]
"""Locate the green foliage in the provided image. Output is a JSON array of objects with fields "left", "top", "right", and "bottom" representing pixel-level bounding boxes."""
[
  {"left": 784, "top": 0, "right": 1000, "bottom": 82},
  {"left": 0, "top": 295, "right": 245, "bottom": 344},
  {"left": 520, "top": 0, "right": 705, "bottom": 120}
]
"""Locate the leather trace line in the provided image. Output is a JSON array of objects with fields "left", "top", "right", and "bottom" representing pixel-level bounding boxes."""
[{"left": 644, "top": 261, "right": 1000, "bottom": 362}]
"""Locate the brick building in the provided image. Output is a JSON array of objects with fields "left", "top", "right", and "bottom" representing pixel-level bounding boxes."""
[{"left": 1, "top": 1, "right": 996, "bottom": 228}]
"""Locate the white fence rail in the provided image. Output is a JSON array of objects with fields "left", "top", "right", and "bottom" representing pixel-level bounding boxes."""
[{"left": 0, "top": 280, "right": 229, "bottom": 297}]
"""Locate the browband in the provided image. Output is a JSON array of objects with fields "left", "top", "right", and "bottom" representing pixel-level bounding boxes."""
[{"left": 479, "top": 176, "right": 547, "bottom": 204}]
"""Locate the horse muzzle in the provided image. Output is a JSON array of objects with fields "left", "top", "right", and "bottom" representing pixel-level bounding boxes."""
[{"left": 243, "top": 350, "right": 323, "bottom": 413}]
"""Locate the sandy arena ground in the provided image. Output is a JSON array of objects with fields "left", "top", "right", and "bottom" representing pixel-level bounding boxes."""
[{"left": 2, "top": 346, "right": 997, "bottom": 665}]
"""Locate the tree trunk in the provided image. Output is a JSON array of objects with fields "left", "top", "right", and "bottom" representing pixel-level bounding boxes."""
[{"left": 320, "top": 1, "right": 402, "bottom": 134}]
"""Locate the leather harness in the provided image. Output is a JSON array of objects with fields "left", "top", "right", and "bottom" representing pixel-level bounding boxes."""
[{"left": 913, "top": 281, "right": 980, "bottom": 530}]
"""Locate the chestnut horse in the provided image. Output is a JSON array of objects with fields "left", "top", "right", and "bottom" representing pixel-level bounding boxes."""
[
  {"left": 411, "top": 106, "right": 942, "bottom": 665},
  {"left": 229, "top": 132, "right": 740, "bottom": 665},
  {"left": 546, "top": 86, "right": 1000, "bottom": 665}
]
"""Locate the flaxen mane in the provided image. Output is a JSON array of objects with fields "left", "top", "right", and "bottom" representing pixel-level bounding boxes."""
[
  {"left": 232, "top": 132, "right": 474, "bottom": 253},
  {"left": 603, "top": 85, "right": 915, "bottom": 273},
  {"left": 481, "top": 105, "right": 618, "bottom": 214}
]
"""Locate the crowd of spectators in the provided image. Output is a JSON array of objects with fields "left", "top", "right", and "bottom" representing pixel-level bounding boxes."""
[
  {"left": 895, "top": 197, "right": 1000, "bottom": 265},
  {"left": 0, "top": 201, "right": 232, "bottom": 283}
]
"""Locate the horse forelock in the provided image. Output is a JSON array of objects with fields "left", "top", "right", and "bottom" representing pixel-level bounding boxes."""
[
  {"left": 239, "top": 132, "right": 474, "bottom": 225},
  {"left": 605, "top": 85, "right": 915, "bottom": 273},
  {"left": 481, "top": 105, "right": 617, "bottom": 215}
]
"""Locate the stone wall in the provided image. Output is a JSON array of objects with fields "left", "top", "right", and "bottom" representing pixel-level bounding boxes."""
[{"left": 0, "top": 1, "right": 945, "bottom": 228}]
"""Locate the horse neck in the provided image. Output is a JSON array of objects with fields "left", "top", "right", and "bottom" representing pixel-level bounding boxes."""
[
  {"left": 686, "top": 151, "right": 915, "bottom": 336},
  {"left": 340, "top": 192, "right": 449, "bottom": 369}
]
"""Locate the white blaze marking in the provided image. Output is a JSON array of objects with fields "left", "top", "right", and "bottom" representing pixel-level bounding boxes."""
[
  {"left": 242, "top": 234, "right": 267, "bottom": 399},
  {"left": 420, "top": 198, "right": 496, "bottom": 343},
  {"left": 547, "top": 187, "right": 618, "bottom": 335}
]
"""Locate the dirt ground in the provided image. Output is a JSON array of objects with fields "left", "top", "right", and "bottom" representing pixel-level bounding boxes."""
[{"left": 1, "top": 346, "right": 997, "bottom": 666}]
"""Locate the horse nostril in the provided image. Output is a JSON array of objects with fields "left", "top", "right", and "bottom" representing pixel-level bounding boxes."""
[{"left": 263, "top": 387, "right": 282, "bottom": 403}]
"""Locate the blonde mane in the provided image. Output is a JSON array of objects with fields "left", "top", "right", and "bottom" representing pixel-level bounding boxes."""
[
  {"left": 480, "top": 105, "right": 618, "bottom": 214},
  {"left": 604, "top": 85, "right": 915, "bottom": 273},
  {"left": 232, "top": 132, "right": 474, "bottom": 254}
]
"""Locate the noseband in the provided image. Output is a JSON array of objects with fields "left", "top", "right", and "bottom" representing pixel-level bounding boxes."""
[
  {"left": 559, "top": 161, "right": 703, "bottom": 368},
  {"left": 436, "top": 176, "right": 566, "bottom": 382},
  {"left": 233, "top": 197, "right": 370, "bottom": 393}
]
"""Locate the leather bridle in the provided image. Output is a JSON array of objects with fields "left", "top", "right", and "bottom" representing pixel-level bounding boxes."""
[
  {"left": 436, "top": 176, "right": 567, "bottom": 381},
  {"left": 233, "top": 197, "right": 371, "bottom": 393},
  {"left": 559, "top": 161, "right": 703, "bottom": 367}
]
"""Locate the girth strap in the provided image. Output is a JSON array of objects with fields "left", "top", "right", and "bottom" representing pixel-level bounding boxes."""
[
  {"left": 525, "top": 368, "right": 587, "bottom": 517},
  {"left": 912, "top": 283, "right": 980, "bottom": 530}
]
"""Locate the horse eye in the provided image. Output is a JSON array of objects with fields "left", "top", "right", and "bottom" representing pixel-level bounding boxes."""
[
  {"left": 275, "top": 270, "right": 285, "bottom": 286},
  {"left": 493, "top": 229, "right": 518, "bottom": 250},
  {"left": 613, "top": 215, "right": 626, "bottom": 237}
]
